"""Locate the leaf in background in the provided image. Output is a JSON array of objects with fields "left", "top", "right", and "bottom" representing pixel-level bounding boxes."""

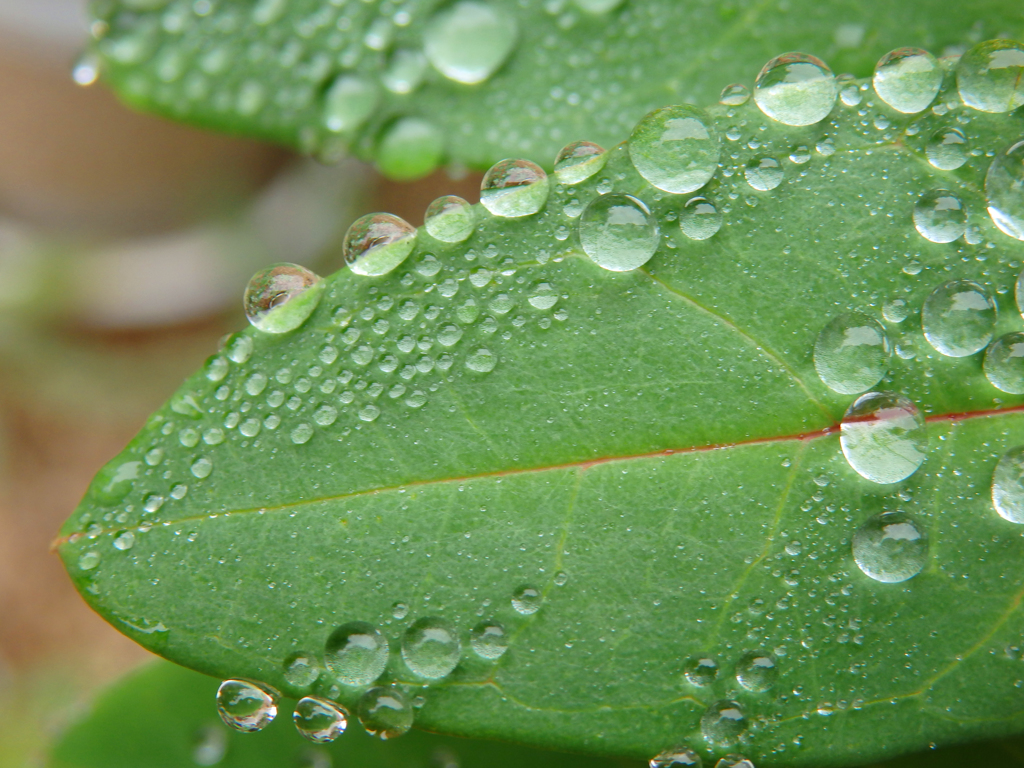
[
  {"left": 58, "top": 49, "right": 1024, "bottom": 766},
  {"left": 81, "top": 0, "right": 1024, "bottom": 176}
]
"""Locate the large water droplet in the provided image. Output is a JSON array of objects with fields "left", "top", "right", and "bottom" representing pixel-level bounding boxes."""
[
  {"left": 992, "top": 446, "right": 1024, "bottom": 524},
  {"left": 679, "top": 197, "right": 722, "bottom": 240},
  {"left": 424, "top": 1, "right": 517, "bottom": 85},
  {"left": 553, "top": 140, "right": 608, "bottom": 185},
  {"left": 628, "top": 105, "right": 720, "bottom": 194},
  {"left": 840, "top": 392, "right": 927, "bottom": 484},
  {"left": 700, "top": 700, "right": 748, "bottom": 746},
  {"left": 283, "top": 652, "right": 321, "bottom": 688},
  {"left": 926, "top": 128, "right": 968, "bottom": 171},
  {"left": 322, "top": 75, "right": 379, "bottom": 134},
  {"left": 424, "top": 195, "right": 476, "bottom": 242},
  {"left": 956, "top": 39, "right": 1024, "bottom": 113},
  {"left": 649, "top": 747, "right": 702, "bottom": 768},
  {"left": 683, "top": 656, "right": 719, "bottom": 686},
  {"left": 913, "top": 189, "right": 966, "bottom": 243},
  {"left": 480, "top": 159, "right": 549, "bottom": 217},
  {"left": 735, "top": 652, "right": 777, "bottom": 692},
  {"left": 92, "top": 459, "right": 142, "bottom": 505},
  {"left": 922, "top": 279, "right": 995, "bottom": 357},
  {"left": 984, "top": 332, "right": 1024, "bottom": 393},
  {"left": 753, "top": 52, "right": 837, "bottom": 126},
  {"left": 470, "top": 621, "right": 508, "bottom": 659},
  {"left": 357, "top": 686, "right": 413, "bottom": 740},
  {"left": 293, "top": 697, "right": 348, "bottom": 743},
  {"left": 244, "top": 264, "right": 324, "bottom": 334},
  {"left": 813, "top": 313, "right": 891, "bottom": 394},
  {"left": 744, "top": 156, "right": 783, "bottom": 191},
  {"left": 324, "top": 622, "right": 389, "bottom": 686},
  {"left": 511, "top": 585, "right": 542, "bottom": 614},
  {"left": 872, "top": 48, "right": 942, "bottom": 113},
  {"left": 579, "top": 193, "right": 659, "bottom": 272},
  {"left": 401, "top": 617, "right": 461, "bottom": 679},
  {"left": 985, "top": 139, "right": 1024, "bottom": 241},
  {"left": 343, "top": 213, "right": 417, "bottom": 276},
  {"left": 852, "top": 511, "right": 928, "bottom": 583},
  {"left": 216, "top": 680, "right": 278, "bottom": 732}
]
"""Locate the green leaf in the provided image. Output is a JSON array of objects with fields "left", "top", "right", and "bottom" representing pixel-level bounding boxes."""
[
  {"left": 84, "top": 0, "right": 1024, "bottom": 175},
  {"left": 49, "top": 660, "right": 640, "bottom": 768},
  {"left": 59, "top": 66, "right": 1024, "bottom": 766}
]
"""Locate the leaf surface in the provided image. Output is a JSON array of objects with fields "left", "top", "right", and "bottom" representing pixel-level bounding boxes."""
[
  {"left": 85, "top": 0, "right": 1024, "bottom": 174},
  {"left": 59, "top": 70, "right": 1024, "bottom": 766}
]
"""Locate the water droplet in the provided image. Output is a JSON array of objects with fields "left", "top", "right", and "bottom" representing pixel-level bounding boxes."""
[
  {"left": 465, "top": 349, "right": 497, "bottom": 373},
  {"left": 391, "top": 602, "right": 409, "bottom": 619},
  {"left": 291, "top": 423, "right": 315, "bottom": 444},
  {"left": 649, "top": 747, "right": 702, "bottom": 768},
  {"left": 324, "top": 622, "right": 388, "bottom": 686},
  {"left": 73, "top": 52, "right": 100, "bottom": 86},
  {"left": 628, "top": 105, "right": 719, "bottom": 194},
  {"left": 244, "top": 264, "right": 323, "bottom": 334},
  {"left": 744, "top": 156, "right": 783, "bottom": 191},
  {"left": 985, "top": 139, "right": 1024, "bottom": 241},
  {"left": 882, "top": 298, "right": 910, "bottom": 324},
  {"left": 114, "top": 531, "right": 135, "bottom": 551},
  {"left": 143, "top": 494, "right": 165, "bottom": 513},
  {"left": 714, "top": 756, "right": 755, "bottom": 768},
  {"left": 358, "top": 404, "right": 381, "bottom": 422},
  {"left": 753, "top": 52, "right": 837, "bottom": 126},
  {"left": 192, "top": 724, "right": 227, "bottom": 766},
  {"left": 701, "top": 700, "right": 748, "bottom": 746},
  {"left": 926, "top": 128, "right": 968, "bottom": 171},
  {"left": 322, "top": 75, "right": 379, "bottom": 134},
  {"left": 343, "top": 213, "right": 417, "bottom": 276},
  {"left": 293, "top": 697, "right": 348, "bottom": 743},
  {"left": 382, "top": 48, "right": 428, "bottom": 94},
  {"left": 424, "top": 196, "right": 476, "bottom": 242},
  {"left": 437, "top": 324, "right": 464, "bottom": 347},
  {"left": 191, "top": 457, "right": 213, "bottom": 479},
  {"left": 956, "top": 39, "right": 1024, "bottom": 113},
  {"left": 511, "top": 585, "right": 542, "bottom": 614},
  {"left": 840, "top": 391, "right": 927, "bottom": 484},
  {"left": 470, "top": 621, "right": 509, "bottom": 659},
  {"left": 377, "top": 117, "right": 444, "bottom": 180},
  {"left": 79, "top": 550, "right": 101, "bottom": 571},
  {"left": 480, "top": 159, "right": 549, "bottom": 217},
  {"left": 992, "top": 446, "right": 1024, "bottom": 523},
  {"left": 735, "top": 652, "right": 777, "bottom": 692},
  {"left": 683, "top": 656, "right": 719, "bottom": 686},
  {"left": 984, "top": 332, "right": 1024, "bottom": 393},
  {"left": 922, "top": 279, "right": 995, "bottom": 357},
  {"left": 283, "top": 652, "right": 321, "bottom": 688},
  {"left": 578, "top": 193, "right": 659, "bottom": 272},
  {"left": 528, "top": 282, "right": 558, "bottom": 310},
  {"left": 574, "top": 0, "right": 625, "bottom": 12},
  {"left": 872, "top": 48, "right": 942, "bottom": 113},
  {"left": 719, "top": 83, "right": 750, "bottom": 106},
  {"left": 852, "top": 511, "right": 928, "bottom": 583},
  {"left": 402, "top": 617, "right": 461, "bottom": 679},
  {"left": 92, "top": 460, "right": 142, "bottom": 505},
  {"left": 813, "top": 313, "right": 891, "bottom": 394},
  {"left": 789, "top": 145, "right": 811, "bottom": 164},
  {"left": 553, "top": 140, "right": 608, "bottom": 185},
  {"left": 679, "top": 197, "right": 722, "bottom": 240},
  {"left": 913, "top": 189, "right": 966, "bottom": 243},
  {"left": 357, "top": 686, "right": 413, "bottom": 740},
  {"left": 424, "top": 1, "right": 517, "bottom": 85},
  {"left": 216, "top": 680, "right": 278, "bottom": 733}
]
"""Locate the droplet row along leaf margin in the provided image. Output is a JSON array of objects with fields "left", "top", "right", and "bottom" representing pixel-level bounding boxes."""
[{"left": 59, "top": 49, "right": 1024, "bottom": 767}]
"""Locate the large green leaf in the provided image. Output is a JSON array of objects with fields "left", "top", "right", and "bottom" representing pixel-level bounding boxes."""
[
  {"left": 59, "top": 65, "right": 1024, "bottom": 766},
  {"left": 83, "top": 0, "right": 1024, "bottom": 175}
]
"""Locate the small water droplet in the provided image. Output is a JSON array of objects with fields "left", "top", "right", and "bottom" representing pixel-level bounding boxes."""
[
  {"left": 852, "top": 511, "right": 928, "bottom": 583},
  {"left": 789, "top": 145, "right": 811, "bottom": 164},
  {"left": 985, "top": 139, "right": 1024, "bottom": 241},
  {"left": 922, "top": 279, "right": 995, "bottom": 357},
  {"left": 714, "top": 758, "right": 754, "bottom": 768},
  {"left": 840, "top": 391, "right": 927, "bottom": 484},
  {"left": 882, "top": 298, "right": 910, "bottom": 324},
  {"left": 813, "top": 313, "right": 891, "bottom": 394},
  {"left": 744, "top": 156, "right": 783, "bottom": 191},
  {"left": 357, "top": 686, "right": 413, "bottom": 740},
  {"left": 293, "top": 697, "right": 348, "bottom": 743},
  {"left": 956, "top": 39, "right": 1024, "bottom": 113},
  {"left": 216, "top": 680, "right": 278, "bottom": 733},
  {"left": 343, "top": 213, "right": 417, "bottom": 276},
  {"left": 480, "top": 159, "right": 550, "bottom": 217},
  {"left": 470, "top": 621, "right": 508, "bottom": 659},
  {"left": 391, "top": 602, "right": 409, "bottom": 619},
  {"left": 191, "top": 457, "right": 213, "bottom": 479},
  {"left": 579, "top": 193, "right": 659, "bottom": 272},
  {"left": 701, "top": 699, "right": 748, "bottom": 746},
  {"left": 753, "top": 52, "right": 837, "bottom": 126},
  {"left": 992, "top": 446, "right": 1024, "bottom": 524},
  {"left": 402, "top": 617, "right": 461, "bottom": 679},
  {"left": 324, "top": 622, "right": 388, "bottom": 686},
  {"left": 628, "top": 105, "right": 720, "bottom": 194},
  {"left": 511, "top": 585, "right": 542, "bottom": 614},
  {"left": 114, "top": 531, "right": 136, "bottom": 551},
  {"left": 244, "top": 264, "right": 323, "bottom": 334},
  {"left": 679, "top": 197, "right": 722, "bottom": 240},
  {"left": 649, "top": 747, "right": 702, "bottom": 768},
  {"left": 424, "top": 1, "right": 517, "bottom": 85},
  {"left": 72, "top": 52, "right": 101, "bottom": 86},
  {"left": 424, "top": 196, "right": 476, "bottom": 243},
  {"left": 192, "top": 724, "right": 228, "bottom": 766},
  {"left": 873, "top": 48, "right": 942, "bottom": 113},
  {"left": 913, "top": 189, "right": 966, "bottom": 243},
  {"left": 465, "top": 349, "right": 497, "bottom": 373},
  {"left": 683, "top": 656, "right": 719, "bottom": 686},
  {"left": 291, "top": 423, "right": 315, "bottom": 444},
  {"left": 382, "top": 48, "right": 428, "bottom": 94},
  {"left": 322, "top": 75, "right": 379, "bottom": 134},
  {"left": 984, "top": 332, "right": 1024, "bottom": 393},
  {"left": 283, "top": 652, "right": 322, "bottom": 688},
  {"left": 79, "top": 550, "right": 101, "bottom": 571},
  {"left": 735, "top": 652, "right": 777, "bottom": 692},
  {"left": 926, "top": 127, "right": 968, "bottom": 171},
  {"left": 553, "top": 140, "right": 608, "bottom": 185},
  {"left": 719, "top": 83, "right": 750, "bottom": 106}
]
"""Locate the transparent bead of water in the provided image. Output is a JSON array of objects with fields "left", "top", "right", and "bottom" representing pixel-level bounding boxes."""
[
  {"left": 926, "top": 127, "right": 968, "bottom": 171},
  {"left": 244, "top": 264, "right": 324, "bottom": 334},
  {"left": 683, "top": 656, "right": 718, "bottom": 686},
  {"left": 628, "top": 105, "right": 720, "bottom": 194},
  {"left": 322, "top": 75, "right": 379, "bottom": 134},
  {"left": 984, "top": 333, "right": 1024, "bottom": 394},
  {"left": 852, "top": 511, "right": 928, "bottom": 583},
  {"left": 650, "top": 747, "right": 702, "bottom": 768},
  {"left": 216, "top": 680, "right": 278, "bottom": 732},
  {"left": 701, "top": 700, "right": 748, "bottom": 746},
  {"left": 343, "top": 213, "right": 417, "bottom": 276},
  {"left": 872, "top": 48, "right": 942, "bottom": 113},
  {"left": 840, "top": 391, "right": 927, "bottom": 484},
  {"left": 114, "top": 531, "right": 135, "bottom": 551},
  {"left": 73, "top": 52, "right": 100, "bottom": 86},
  {"left": 735, "top": 652, "right": 777, "bottom": 692},
  {"left": 992, "top": 446, "right": 1024, "bottom": 524},
  {"left": 719, "top": 83, "right": 750, "bottom": 106},
  {"left": 470, "top": 621, "right": 509, "bottom": 659},
  {"left": 324, "top": 621, "right": 389, "bottom": 686},
  {"left": 91, "top": 459, "right": 141, "bottom": 506},
  {"left": 192, "top": 724, "right": 227, "bottom": 766},
  {"left": 78, "top": 550, "right": 100, "bottom": 571},
  {"left": 553, "top": 140, "right": 608, "bottom": 185},
  {"left": 293, "top": 697, "right": 348, "bottom": 743},
  {"left": 574, "top": 0, "right": 625, "bottom": 12},
  {"left": 813, "top": 312, "right": 891, "bottom": 395},
  {"left": 480, "top": 159, "right": 549, "bottom": 217},
  {"left": 753, "top": 52, "right": 837, "bottom": 126},
  {"left": 985, "top": 139, "right": 1024, "bottom": 241},
  {"left": 424, "top": 195, "right": 476, "bottom": 242},
  {"left": 578, "top": 193, "right": 659, "bottom": 272},
  {"left": 283, "top": 652, "right": 321, "bottom": 688},
  {"left": 956, "top": 39, "right": 1024, "bottom": 113},
  {"left": 382, "top": 48, "right": 428, "bottom": 94},
  {"left": 789, "top": 145, "right": 811, "bottom": 164},
  {"left": 512, "top": 585, "right": 542, "bottom": 614},
  {"left": 377, "top": 117, "right": 444, "bottom": 180},
  {"left": 714, "top": 757, "right": 755, "bottom": 768},
  {"left": 882, "top": 298, "right": 910, "bottom": 324},
  {"left": 679, "top": 197, "right": 722, "bottom": 240},
  {"left": 922, "top": 279, "right": 995, "bottom": 357},
  {"left": 913, "top": 189, "right": 966, "bottom": 243},
  {"left": 744, "top": 156, "right": 783, "bottom": 191},
  {"left": 357, "top": 686, "right": 414, "bottom": 740},
  {"left": 402, "top": 617, "right": 461, "bottom": 679},
  {"left": 423, "top": 0, "right": 517, "bottom": 85}
]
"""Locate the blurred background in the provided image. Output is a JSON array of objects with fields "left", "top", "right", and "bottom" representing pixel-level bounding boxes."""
[{"left": 0, "top": 2, "right": 481, "bottom": 764}]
